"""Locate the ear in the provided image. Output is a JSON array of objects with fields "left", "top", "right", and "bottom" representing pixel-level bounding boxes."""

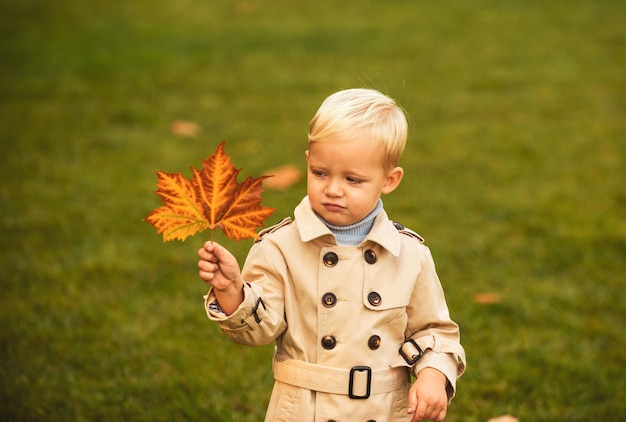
[
  {"left": 305, "top": 150, "right": 310, "bottom": 162},
  {"left": 381, "top": 167, "right": 404, "bottom": 194}
]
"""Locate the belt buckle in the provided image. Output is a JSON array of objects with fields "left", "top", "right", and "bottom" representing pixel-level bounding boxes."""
[{"left": 348, "top": 366, "right": 372, "bottom": 399}]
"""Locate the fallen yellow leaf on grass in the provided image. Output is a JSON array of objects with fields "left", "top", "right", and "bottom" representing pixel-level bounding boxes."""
[
  {"left": 263, "top": 165, "right": 301, "bottom": 190},
  {"left": 171, "top": 120, "right": 201, "bottom": 138},
  {"left": 473, "top": 292, "right": 501, "bottom": 304}
]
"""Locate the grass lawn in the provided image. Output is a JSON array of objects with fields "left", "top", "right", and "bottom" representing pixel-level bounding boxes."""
[{"left": 1, "top": 0, "right": 625, "bottom": 420}]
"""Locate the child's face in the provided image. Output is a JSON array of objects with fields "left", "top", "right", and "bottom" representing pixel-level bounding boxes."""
[{"left": 306, "top": 136, "right": 403, "bottom": 227}]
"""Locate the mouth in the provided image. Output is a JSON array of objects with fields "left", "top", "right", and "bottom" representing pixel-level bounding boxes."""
[{"left": 322, "top": 202, "right": 345, "bottom": 212}]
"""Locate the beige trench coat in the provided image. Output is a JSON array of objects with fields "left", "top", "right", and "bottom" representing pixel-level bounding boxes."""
[{"left": 205, "top": 197, "right": 466, "bottom": 422}]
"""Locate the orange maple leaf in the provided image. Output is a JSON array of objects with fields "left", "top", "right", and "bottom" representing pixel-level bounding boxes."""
[{"left": 145, "top": 142, "right": 276, "bottom": 242}]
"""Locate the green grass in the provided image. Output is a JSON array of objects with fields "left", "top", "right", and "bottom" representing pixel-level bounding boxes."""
[{"left": 1, "top": 0, "right": 625, "bottom": 420}]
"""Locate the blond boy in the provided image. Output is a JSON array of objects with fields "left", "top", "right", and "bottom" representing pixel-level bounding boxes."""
[{"left": 198, "top": 88, "right": 465, "bottom": 421}]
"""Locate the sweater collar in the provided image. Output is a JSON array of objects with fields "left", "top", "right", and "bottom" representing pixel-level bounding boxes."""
[
  {"left": 294, "top": 196, "right": 401, "bottom": 257},
  {"left": 320, "top": 199, "right": 382, "bottom": 246}
]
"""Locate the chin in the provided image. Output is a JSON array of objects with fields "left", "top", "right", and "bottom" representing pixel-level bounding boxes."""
[
  {"left": 327, "top": 216, "right": 355, "bottom": 226},
  {"left": 318, "top": 214, "right": 343, "bottom": 226}
]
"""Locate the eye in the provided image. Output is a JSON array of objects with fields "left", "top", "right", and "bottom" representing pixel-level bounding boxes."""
[
  {"left": 346, "top": 176, "right": 363, "bottom": 184},
  {"left": 311, "top": 169, "right": 327, "bottom": 178}
]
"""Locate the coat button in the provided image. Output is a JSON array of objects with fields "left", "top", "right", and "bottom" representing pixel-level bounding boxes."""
[
  {"left": 323, "top": 252, "right": 338, "bottom": 267},
  {"left": 363, "top": 249, "right": 378, "bottom": 264},
  {"left": 393, "top": 221, "right": 404, "bottom": 230},
  {"left": 368, "top": 335, "right": 381, "bottom": 350},
  {"left": 364, "top": 249, "right": 377, "bottom": 264},
  {"left": 321, "top": 335, "right": 337, "bottom": 350},
  {"left": 367, "top": 291, "right": 382, "bottom": 306},
  {"left": 322, "top": 292, "right": 337, "bottom": 308}
]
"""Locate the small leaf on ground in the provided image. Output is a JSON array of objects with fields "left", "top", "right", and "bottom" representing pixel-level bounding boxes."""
[
  {"left": 473, "top": 292, "right": 501, "bottom": 304},
  {"left": 171, "top": 120, "right": 201, "bottom": 138},
  {"left": 263, "top": 165, "right": 301, "bottom": 190}
]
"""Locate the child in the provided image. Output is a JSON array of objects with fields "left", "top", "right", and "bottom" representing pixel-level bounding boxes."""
[{"left": 198, "top": 88, "right": 466, "bottom": 422}]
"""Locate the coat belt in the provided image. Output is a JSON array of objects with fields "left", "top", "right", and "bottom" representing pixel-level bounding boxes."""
[{"left": 273, "top": 353, "right": 410, "bottom": 398}]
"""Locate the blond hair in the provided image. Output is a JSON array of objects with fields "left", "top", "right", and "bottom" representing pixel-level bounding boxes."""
[{"left": 308, "top": 88, "right": 408, "bottom": 169}]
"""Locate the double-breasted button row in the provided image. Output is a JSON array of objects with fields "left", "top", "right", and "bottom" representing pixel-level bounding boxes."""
[
  {"left": 321, "top": 291, "right": 381, "bottom": 307},
  {"left": 320, "top": 334, "right": 382, "bottom": 350},
  {"left": 322, "top": 250, "right": 378, "bottom": 267}
]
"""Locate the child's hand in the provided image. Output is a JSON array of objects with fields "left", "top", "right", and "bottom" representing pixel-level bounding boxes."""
[
  {"left": 407, "top": 367, "right": 449, "bottom": 422},
  {"left": 198, "top": 241, "right": 244, "bottom": 315},
  {"left": 198, "top": 241, "right": 241, "bottom": 288}
]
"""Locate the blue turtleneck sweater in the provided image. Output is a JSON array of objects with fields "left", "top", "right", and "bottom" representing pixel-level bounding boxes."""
[{"left": 318, "top": 199, "right": 383, "bottom": 246}]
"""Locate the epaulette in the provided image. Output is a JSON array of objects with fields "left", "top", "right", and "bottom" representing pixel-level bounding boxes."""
[
  {"left": 392, "top": 221, "right": 425, "bottom": 243},
  {"left": 255, "top": 217, "right": 293, "bottom": 242}
]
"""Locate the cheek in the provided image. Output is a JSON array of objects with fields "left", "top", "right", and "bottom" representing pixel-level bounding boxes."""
[{"left": 306, "top": 178, "right": 317, "bottom": 195}]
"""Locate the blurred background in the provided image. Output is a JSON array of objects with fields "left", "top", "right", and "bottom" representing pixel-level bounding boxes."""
[{"left": 1, "top": 0, "right": 624, "bottom": 420}]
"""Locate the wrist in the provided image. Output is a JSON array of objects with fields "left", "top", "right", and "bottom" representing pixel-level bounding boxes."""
[
  {"left": 418, "top": 367, "right": 447, "bottom": 385},
  {"left": 213, "top": 279, "right": 245, "bottom": 316},
  {"left": 214, "top": 278, "right": 244, "bottom": 296}
]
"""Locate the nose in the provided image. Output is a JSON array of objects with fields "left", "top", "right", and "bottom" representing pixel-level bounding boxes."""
[{"left": 324, "top": 177, "right": 343, "bottom": 197}]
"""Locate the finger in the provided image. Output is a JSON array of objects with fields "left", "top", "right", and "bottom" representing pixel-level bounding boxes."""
[
  {"left": 198, "top": 259, "right": 216, "bottom": 272},
  {"left": 410, "top": 410, "right": 423, "bottom": 422},
  {"left": 198, "top": 247, "right": 211, "bottom": 260},
  {"left": 198, "top": 269, "right": 214, "bottom": 283},
  {"left": 435, "top": 407, "right": 447, "bottom": 422},
  {"left": 198, "top": 248, "right": 219, "bottom": 263},
  {"left": 407, "top": 382, "right": 419, "bottom": 415},
  {"left": 420, "top": 404, "right": 446, "bottom": 422},
  {"left": 414, "top": 399, "right": 429, "bottom": 421}
]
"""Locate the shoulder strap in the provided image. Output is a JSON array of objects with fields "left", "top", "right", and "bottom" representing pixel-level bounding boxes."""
[
  {"left": 392, "top": 221, "right": 425, "bottom": 243},
  {"left": 256, "top": 217, "right": 293, "bottom": 242}
]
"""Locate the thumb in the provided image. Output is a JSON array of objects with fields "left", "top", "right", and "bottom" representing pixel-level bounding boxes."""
[
  {"left": 203, "top": 240, "right": 218, "bottom": 253},
  {"left": 407, "top": 383, "right": 419, "bottom": 414},
  {"left": 211, "top": 242, "right": 233, "bottom": 262},
  {"left": 204, "top": 241, "right": 225, "bottom": 259},
  {"left": 210, "top": 243, "right": 241, "bottom": 279}
]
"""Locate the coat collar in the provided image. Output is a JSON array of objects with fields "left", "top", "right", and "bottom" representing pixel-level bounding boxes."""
[{"left": 294, "top": 196, "right": 402, "bottom": 257}]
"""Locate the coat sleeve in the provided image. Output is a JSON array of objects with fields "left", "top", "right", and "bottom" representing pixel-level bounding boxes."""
[
  {"left": 403, "top": 245, "right": 466, "bottom": 401},
  {"left": 204, "top": 241, "right": 288, "bottom": 346}
]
